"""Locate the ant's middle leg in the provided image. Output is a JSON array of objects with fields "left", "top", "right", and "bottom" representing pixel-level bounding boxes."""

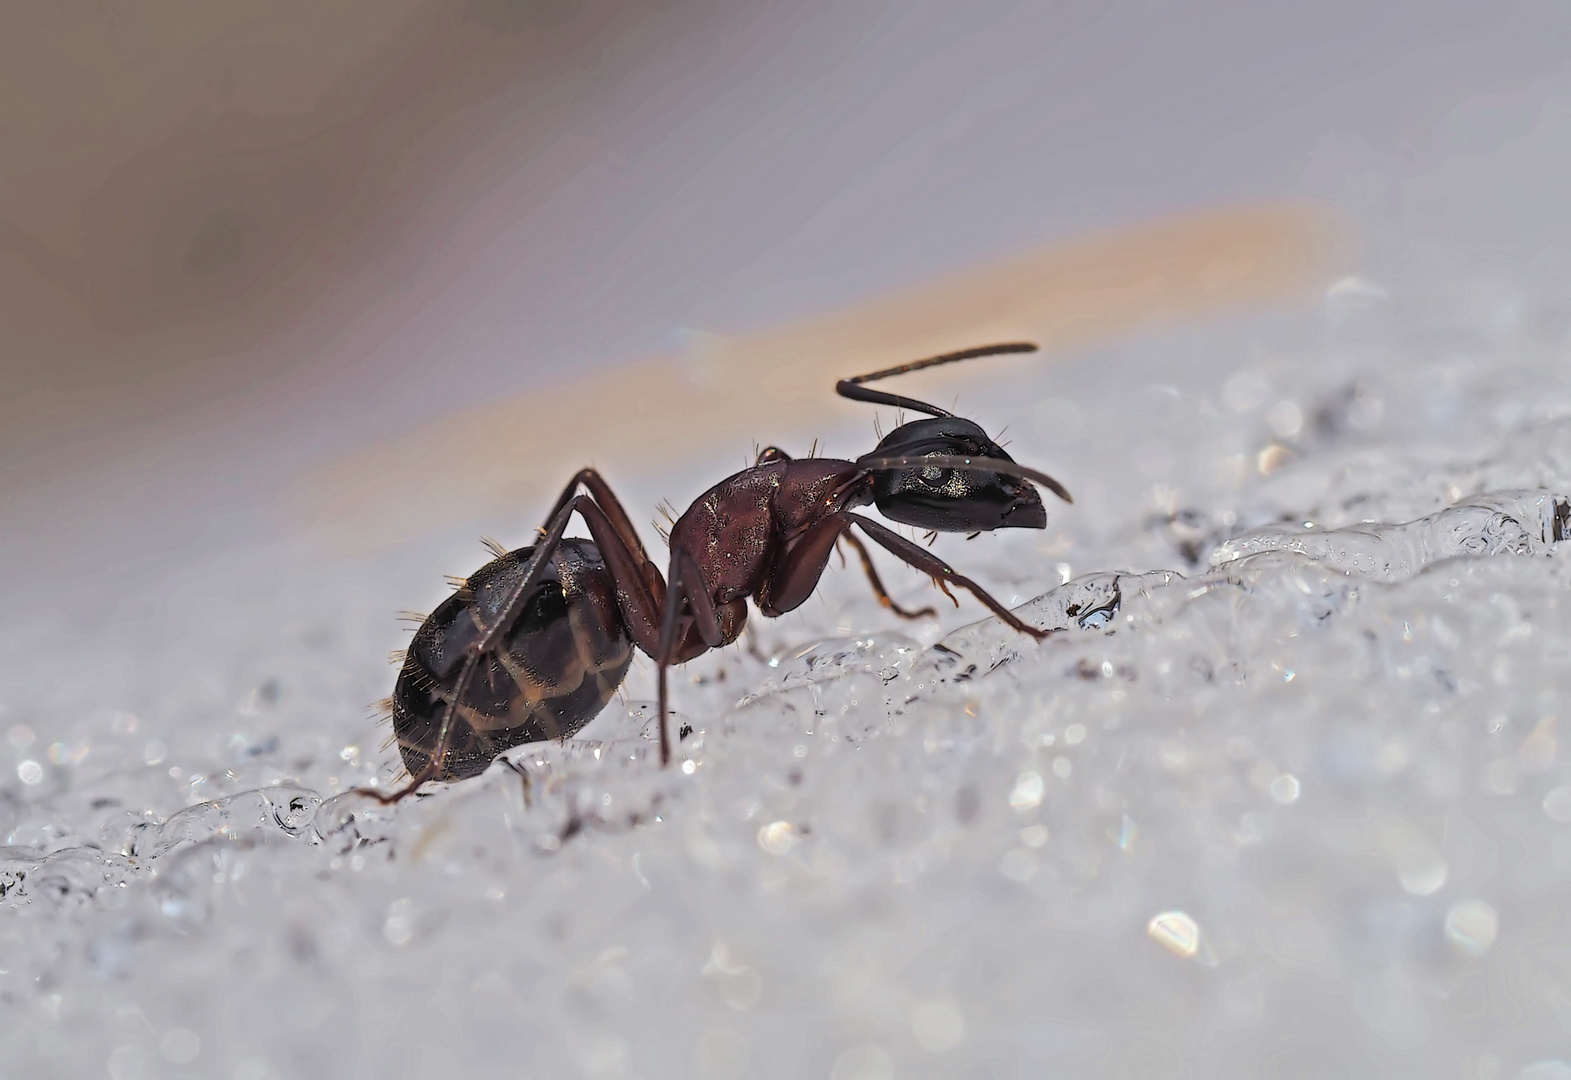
[
  {"left": 653, "top": 547, "right": 734, "bottom": 766},
  {"left": 837, "top": 530, "right": 938, "bottom": 620}
]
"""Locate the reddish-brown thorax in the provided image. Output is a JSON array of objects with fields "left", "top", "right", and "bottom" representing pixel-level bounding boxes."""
[{"left": 663, "top": 458, "right": 871, "bottom": 657}]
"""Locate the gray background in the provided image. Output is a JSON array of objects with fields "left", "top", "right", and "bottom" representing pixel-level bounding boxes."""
[{"left": 6, "top": 0, "right": 1571, "bottom": 591}]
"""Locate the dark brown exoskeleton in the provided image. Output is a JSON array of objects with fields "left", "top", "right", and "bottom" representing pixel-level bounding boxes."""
[
  {"left": 389, "top": 538, "right": 635, "bottom": 781},
  {"left": 373, "top": 343, "right": 1070, "bottom": 801}
]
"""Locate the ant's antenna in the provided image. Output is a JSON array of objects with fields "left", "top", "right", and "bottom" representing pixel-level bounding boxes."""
[{"left": 836, "top": 342, "right": 1039, "bottom": 419}]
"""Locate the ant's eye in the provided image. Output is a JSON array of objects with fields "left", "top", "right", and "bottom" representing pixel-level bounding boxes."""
[{"left": 915, "top": 464, "right": 967, "bottom": 496}]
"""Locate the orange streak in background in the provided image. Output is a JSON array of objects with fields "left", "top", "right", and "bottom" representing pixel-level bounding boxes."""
[{"left": 292, "top": 201, "right": 1352, "bottom": 550}]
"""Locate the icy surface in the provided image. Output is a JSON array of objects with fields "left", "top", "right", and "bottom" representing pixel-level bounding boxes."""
[{"left": 10, "top": 278, "right": 1571, "bottom": 1077}]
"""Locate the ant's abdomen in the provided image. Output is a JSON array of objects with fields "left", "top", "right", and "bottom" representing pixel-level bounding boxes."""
[{"left": 390, "top": 538, "right": 634, "bottom": 781}]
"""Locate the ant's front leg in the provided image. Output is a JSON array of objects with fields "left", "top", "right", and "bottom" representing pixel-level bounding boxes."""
[
  {"left": 846, "top": 513, "right": 1053, "bottom": 641},
  {"left": 755, "top": 515, "right": 851, "bottom": 617},
  {"left": 754, "top": 514, "right": 935, "bottom": 620}
]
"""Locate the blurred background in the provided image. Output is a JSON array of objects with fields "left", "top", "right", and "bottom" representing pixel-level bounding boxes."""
[
  {"left": 12, "top": 7, "right": 1571, "bottom": 1075},
  {"left": 5, "top": 0, "right": 1571, "bottom": 594}
]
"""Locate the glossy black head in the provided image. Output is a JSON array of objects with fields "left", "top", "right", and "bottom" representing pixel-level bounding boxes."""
[{"left": 861, "top": 417, "right": 1048, "bottom": 531}]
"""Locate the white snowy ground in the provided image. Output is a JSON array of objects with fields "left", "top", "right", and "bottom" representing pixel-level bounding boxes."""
[{"left": 7, "top": 272, "right": 1571, "bottom": 1079}]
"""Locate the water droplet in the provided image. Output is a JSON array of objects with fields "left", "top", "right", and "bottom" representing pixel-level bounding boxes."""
[
  {"left": 1396, "top": 846, "right": 1448, "bottom": 897},
  {"left": 1267, "top": 400, "right": 1304, "bottom": 439},
  {"left": 1079, "top": 606, "right": 1114, "bottom": 630},
  {"left": 1445, "top": 899, "right": 1499, "bottom": 958},
  {"left": 265, "top": 785, "right": 320, "bottom": 835},
  {"left": 1008, "top": 771, "right": 1044, "bottom": 811},
  {"left": 1018, "top": 823, "right": 1049, "bottom": 848},
  {"left": 1113, "top": 814, "right": 1138, "bottom": 852},
  {"left": 1256, "top": 443, "right": 1296, "bottom": 475},
  {"left": 16, "top": 760, "right": 42, "bottom": 785},
  {"left": 1544, "top": 785, "right": 1571, "bottom": 822},
  {"left": 756, "top": 821, "right": 795, "bottom": 855},
  {"left": 1148, "top": 910, "right": 1201, "bottom": 958},
  {"left": 1269, "top": 774, "right": 1301, "bottom": 804}
]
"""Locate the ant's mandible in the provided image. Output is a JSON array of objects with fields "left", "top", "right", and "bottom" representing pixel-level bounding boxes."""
[{"left": 368, "top": 343, "right": 1071, "bottom": 801}]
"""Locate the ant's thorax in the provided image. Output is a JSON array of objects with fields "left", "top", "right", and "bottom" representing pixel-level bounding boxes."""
[{"left": 666, "top": 457, "right": 870, "bottom": 603}]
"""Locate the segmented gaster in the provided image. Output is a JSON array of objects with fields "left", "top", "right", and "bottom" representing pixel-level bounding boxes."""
[{"left": 391, "top": 539, "right": 634, "bottom": 781}]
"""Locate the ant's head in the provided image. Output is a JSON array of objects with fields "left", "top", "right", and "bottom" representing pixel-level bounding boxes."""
[{"left": 858, "top": 417, "right": 1066, "bottom": 532}]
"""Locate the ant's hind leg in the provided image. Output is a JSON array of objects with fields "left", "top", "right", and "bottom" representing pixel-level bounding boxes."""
[
  {"left": 539, "top": 469, "right": 663, "bottom": 590},
  {"left": 357, "top": 757, "right": 441, "bottom": 806},
  {"left": 356, "top": 494, "right": 614, "bottom": 802},
  {"left": 535, "top": 478, "right": 671, "bottom": 652},
  {"left": 838, "top": 531, "right": 937, "bottom": 620}
]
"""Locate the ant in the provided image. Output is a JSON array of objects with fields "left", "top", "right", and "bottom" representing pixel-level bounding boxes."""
[{"left": 369, "top": 342, "right": 1070, "bottom": 802}]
